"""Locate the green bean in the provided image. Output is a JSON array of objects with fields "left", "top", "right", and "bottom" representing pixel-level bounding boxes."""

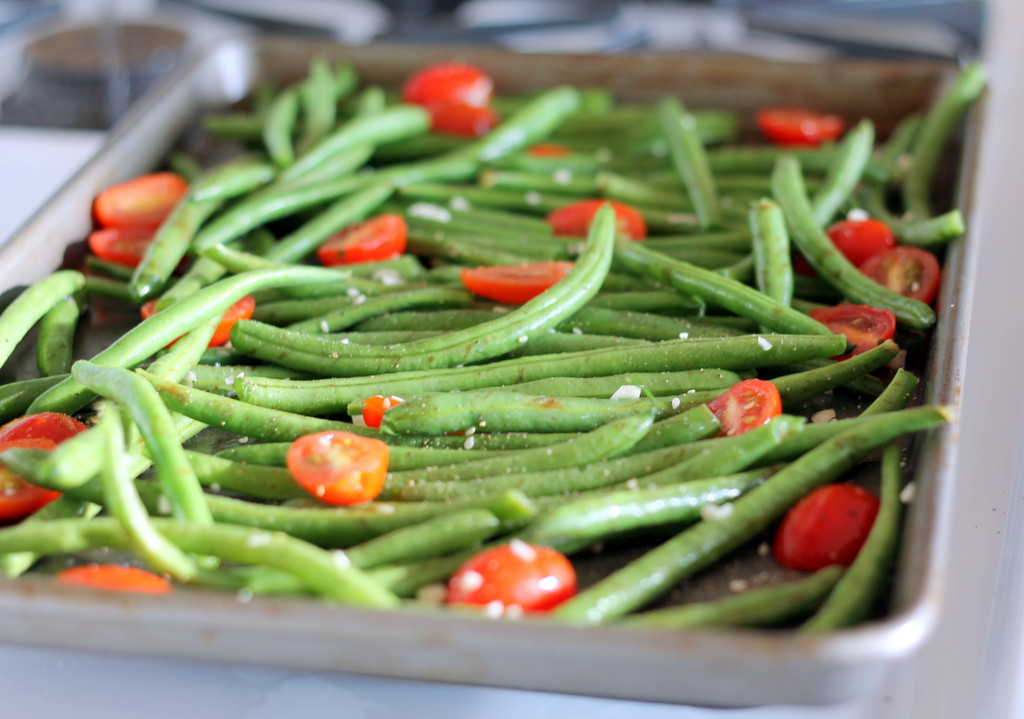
[
  {"left": 84, "top": 256, "right": 134, "bottom": 280},
  {"left": 406, "top": 228, "right": 543, "bottom": 266},
  {"left": 186, "top": 450, "right": 306, "bottom": 501},
  {"left": 902, "top": 63, "right": 986, "bottom": 220},
  {"left": 286, "top": 287, "right": 474, "bottom": 334},
  {"left": 83, "top": 276, "right": 135, "bottom": 302},
  {"left": 750, "top": 199, "right": 793, "bottom": 308},
  {"left": 131, "top": 196, "right": 222, "bottom": 300},
  {"left": 772, "top": 156, "right": 936, "bottom": 329},
  {"left": 622, "top": 566, "right": 845, "bottom": 629},
  {"left": 36, "top": 294, "right": 81, "bottom": 376},
  {"left": 0, "top": 270, "right": 85, "bottom": 371},
  {"left": 279, "top": 105, "right": 430, "bottom": 184},
  {"left": 523, "top": 472, "right": 768, "bottom": 554},
  {"left": 657, "top": 97, "right": 722, "bottom": 229},
  {"left": 811, "top": 119, "right": 875, "bottom": 227},
  {"left": 74, "top": 362, "right": 212, "bottom": 525},
  {"left": 479, "top": 168, "right": 597, "bottom": 197},
  {"left": 897, "top": 209, "right": 965, "bottom": 248},
  {"left": 229, "top": 204, "right": 617, "bottom": 376},
  {"left": 0, "top": 497, "right": 99, "bottom": 578},
  {"left": 627, "top": 404, "right": 721, "bottom": 454},
  {"left": 562, "top": 307, "right": 743, "bottom": 341},
  {"left": 234, "top": 333, "right": 847, "bottom": 414},
  {"left": 772, "top": 340, "right": 900, "bottom": 407},
  {"left": 802, "top": 443, "right": 904, "bottom": 631},
  {"left": 155, "top": 254, "right": 230, "bottom": 310},
  {"left": 139, "top": 369, "right": 370, "bottom": 442},
  {"left": 263, "top": 88, "right": 300, "bottom": 167},
  {"left": 29, "top": 267, "right": 344, "bottom": 415},
  {"left": 861, "top": 367, "right": 919, "bottom": 416},
  {"left": 467, "top": 369, "right": 742, "bottom": 399},
  {"left": 297, "top": 57, "right": 339, "bottom": 151},
  {"left": 95, "top": 408, "right": 199, "bottom": 580},
  {"left": 145, "top": 315, "right": 221, "bottom": 384},
  {"left": 189, "top": 156, "right": 277, "bottom": 202},
  {"left": 345, "top": 509, "right": 501, "bottom": 570},
  {"left": 0, "top": 375, "right": 67, "bottom": 423},
  {"left": 614, "top": 240, "right": 833, "bottom": 335},
  {"left": 203, "top": 112, "right": 264, "bottom": 141},
  {"left": 554, "top": 406, "right": 949, "bottom": 623},
  {"left": 385, "top": 414, "right": 653, "bottom": 486},
  {"left": 0, "top": 516, "right": 399, "bottom": 607}
]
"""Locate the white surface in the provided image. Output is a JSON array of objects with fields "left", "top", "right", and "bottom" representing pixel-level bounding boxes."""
[
  {"left": 0, "top": 128, "right": 104, "bottom": 247},
  {"left": 1, "top": 0, "right": 1023, "bottom": 716}
]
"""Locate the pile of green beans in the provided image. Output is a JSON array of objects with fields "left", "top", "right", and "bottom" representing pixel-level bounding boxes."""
[{"left": 0, "top": 56, "right": 982, "bottom": 632}]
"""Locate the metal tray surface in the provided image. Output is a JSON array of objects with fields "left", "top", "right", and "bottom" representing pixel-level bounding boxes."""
[{"left": 0, "top": 36, "right": 977, "bottom": 706}]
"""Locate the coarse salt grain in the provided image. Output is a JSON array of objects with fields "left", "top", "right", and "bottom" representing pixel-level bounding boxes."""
[
  {"left": 757, "top": 336, "right": 773, "bottom": 351},
  {"left": 701, "top": 502, "right": 734, "bottom": 522},
  {"left": 463, "top": 435, "right": 475, "bottom": 450},
  {"left": 757, "top": 542, "right": 771, "bottom": 557},
  {"left": 449, "top": 195, "right": 471, "bottom": 211},
  {"left": 503, "top": 604, "right": 524, "bottom": 620},
  {"left": 352, "top": 415, "right": 368, "bottom": 427},
  {"left": 728, "top": 579, "right": 749, "bottom": 593},
  {"left": 346, "top": 287, "right": 362, "bottom": 297},
  {"left": 485, "top": 600, "right": 505, "bottom": 619},
  {"left": 416, "top": 583, "right": 448, "bottom": 603},
  {"left": 246, "top": 533, "right": 273, "bottom": 548},
  {"left": 408, "top": 201, "right": 451, "bottom": 223},
  {"left": 846, "top": 208, "right": 870, "bottom": 222},
  {"left": 667, "top": 212, "right": 696, "bottom": 225},
  {"left": 671, "top": 397, "right": 681, "bottom": 409},
  {"left": 157, "top": 495, "right": 173, "bottom": 515},
  {"left": 811, "top": 408, "right": 837, "bottom": 424},
  {"left": 319, "top": 321, "right": 330, "bottom": 333},
  {"left": 900, "top": 482, "right": 917, "bottom": 504},
  {"left": 610, "top": 384, "right": 642, "bottom": 400},
  {"left": 626, "top": 478, "right": 639, "bottom": 491},
  {"left": 372, "top": 268, "right": 404, "bottom": 286},
  {"left": 525, "top": 191, "right": 541, "bottom": 206},
  {"left": 458, "top": 570, "right": 484, "bottom": 593},
  {"left": 332, "top": 550, "right": 352, "bottom": 568},
  {"left": 236, "top": 588, "right": 254, "bottom": 604},
  {"left": 552, "top": 168, "right": 573, "bottom": 185},
  {"left": 679, "top": 332, "right": 689, "bottom": 339},
  {"left": 519, "top": 335, "right": 529, "bottom": 343}
]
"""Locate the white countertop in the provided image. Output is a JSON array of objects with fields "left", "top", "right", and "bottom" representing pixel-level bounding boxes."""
[{"left": 1, "top": 1, "right": 1023, "bottom": 715}]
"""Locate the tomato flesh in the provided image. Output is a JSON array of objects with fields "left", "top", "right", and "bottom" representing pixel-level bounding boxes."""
[
  {"left": 446, "top": 540, "right": 577, "bottom": 612},
  {"left": 773, "top": 484, "right": 880, "bottom": 571},
  {"left": 361, "top": 395, "right": 404, "bottom": 429},
  {"left": 87, "top": 226, "right": 155, "bottom": 268},
  {"left": 547, "top": 199, "right": 646, "bottom": 240},
  {"left": 92, "top": 172, "right": 189, "bottom": 229},
  {"left": 527, "top": 143, "right": 571, "bottom": 157},
  {"left": 0, "top": 438, "right": 61, "bottom": 520},
  {"left": 859, "top": 246, "right": 941, "bottom": 305},
  {"left": 428, "top": 102, "right": 500, "bottom": 137},
  {"left": 55, "top": 564, "right": 172, "bottom": 594},
  {"left": 706, "top": 379, "right": 783, "bottom": 437},
  {"left": 402, "top": 62, "right": 494, "bottom": 109},
  {"left": 317, "top": 214, "right": 408, "bottom": 266},
  {"left": 808, "top": 304, "right": 897, "bottom": 360},
  {"left": 287, "top": 431, "right": 389, "bottom": 505},
  {"left": 756, "top": 107, "right": 846, "bottom": 147},
  {"left": 141, "top": 295, "right": 255, "bottom": 348},
  {"left": 460, "top": 261, "right": 574, "bottom": 304},
  {"left": 826, "top": 218, "right": 897, "bottom": 267},
  {"left": 0, "top": 413, "right": 87, "bottom": 444}
]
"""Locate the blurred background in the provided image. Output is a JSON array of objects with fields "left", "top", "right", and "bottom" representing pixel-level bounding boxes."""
[{"left": 0, "top": 0, "right": 983, "bottom": 129}]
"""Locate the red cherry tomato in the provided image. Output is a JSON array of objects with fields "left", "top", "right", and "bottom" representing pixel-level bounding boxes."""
[
  {"left": 0, "top": 438, "right": 61, "bottom": 520},
  {"left": 92, "top": 172, "right": 189, "bottom": 229},
  {"left": 55, "top": 564, "right": 172, "bottom": 594},
  {"left": 446, "top": 540, "right": 577, "bottom": 613},
  {"left": 756, "top": 107, "right": 846, "bottom": 147},
  {"left": 808, "top": 304, "right": 897, "bottom": 360},
  {"left": 317, "top": 214, "right": 408, "bottom": 266},
  {"left": 141, "top": 295, "right": 255, "bottom": 348},
  {"left": 859, "top": 246, "right": 942, "bottom": 304},
  {"left": 773, "top": 484, "right": 880, "bottom": 571},
  {"left": 401, "top": 61, "right": 494, "bottom": 109},
  {"left": 286, "top": 431, "right": 389, "bottom": 506},
  {"left": 826, "top": 218, "right": 897, "bottom": 267},
  {"left": 428, "top": 102, "right": 501, "bottom": 137},
  {"left": 706, "top": 379, "right": 783, "bottom": 437},
  {"left": 0, "top": 412, "right": 87, "bottom": 444},
  {"left": 546, "top": 199, "right": 647, "bottom": 240},
  {"left": 87, "top": 226, "right": 155, "bottom": 268},
  {"left": 527, "top": 143, "right": 572, "bottom": 157},
  {"left": 361, "top": 395, "right": 404, "bottom": 429},
  {"left": 460, "top": 261, "right": 574, "bottom": 304}
]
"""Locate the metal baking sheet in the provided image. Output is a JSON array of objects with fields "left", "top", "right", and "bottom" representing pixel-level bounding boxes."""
[{"left": 0, "top": 36, "right": 977, "bottom": 706}]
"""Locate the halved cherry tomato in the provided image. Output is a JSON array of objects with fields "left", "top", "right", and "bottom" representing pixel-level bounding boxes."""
[
  {"left": 527, "top": 143, "right": 572, "bottom": 157},
  {"left": 546, "top": 199, "right": 646, "bottom": 240},
  {"left": 55, "top": 564, "right": 172, "bottom": 594},
  {"left": 140, "top": 295, "right": 255, "bottom": 347},
  {"left": 706, "top": 379, "right": 782, "bottom": 437},
  {"left": 87, "top": 226, "right": 155, "bottom": 268},
  {"left": 0, "top": 438, "right": 61, "bottom": 520},
  {"left": 446, "top": 540, "right": 577, "bottom": 613},
  {"left": 773, "top": 484, "right": 880, "bottom": 571},
  {"left": 401, "top": 61, "right": 494, "bottom": 109},
  {"left": 859, "top": 246, "right": 941, "bottom": 304},
  {"left": 0, "top": 412, "right": 87, "bottom": 444},
  {"left": 286, "top": 431, "right": 389, "bottom": 505},
  {"left": 808, "top": 304, "right": 897, "bottom": 360},
  {"left": 428, "top": 101, "right": 501, "bottom": 137},
  {"left": 826, "top": 218, "right": 897, "bottom": 267},
  {"left": 460, "top": 261, "right": 573, "bottom": 304},
  {"left": 92, "top": 172, "right": 189, "bottom": 229},
  {"left": 362, "top": 395, "right": 404, "bottom": 429},
  {"left": 316, "top": 214, "right": 408, "bottom": 266},
  {"left": 756, "top": 107, "right": 846, "bottom": 148}
]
